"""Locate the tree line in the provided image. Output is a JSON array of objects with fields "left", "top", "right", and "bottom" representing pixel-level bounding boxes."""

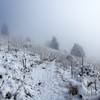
[{"left": 0, "top": 23, "right": 85, "bottom": 61}]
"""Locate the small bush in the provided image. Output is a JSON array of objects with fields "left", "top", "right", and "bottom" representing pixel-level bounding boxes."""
[
  {"left": 68, "top": 85, "right": 78, "bottom": 96},
  {"left": 5, "top": 92, "right": 12, "bottom": 99},
  {"left": 34, "top": 60, "right": 43, "bottom": 65},
  {"left": 38, "top": 82, "right": 41, "bottom": 86},
  {"left": 0, "top": 75, "right": 2, "bottom": 79},
  {"left": 78, "top": 94, "right": 82, "bottom": 99}
]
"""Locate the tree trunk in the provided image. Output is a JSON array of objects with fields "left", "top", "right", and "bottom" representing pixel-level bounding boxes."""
[
  {"left": 81, "top": 57, "right": 84, "bottom": 76},
  {"left": 82, "top": 57, "right": 84, "bottom": 66},
  {"left": 71, "top": 61, "right": 73, "bottom": 78}
]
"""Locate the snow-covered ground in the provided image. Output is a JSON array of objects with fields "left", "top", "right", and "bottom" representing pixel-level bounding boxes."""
[
  {"left": 0, "top": 39, "right": 100, "bottom": 100},
  {"left": 0, "top": 48, "right": 71, "bottom": 100}
]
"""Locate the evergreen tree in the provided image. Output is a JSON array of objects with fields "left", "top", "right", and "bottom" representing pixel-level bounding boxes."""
[
  {"left": 1, "top": 24, "right": 9, "bottom": 36},
  {"left": 49, "top": 36, "right": 59, "bottom": 50},
  {"left": 71, "top": 43, "right": 85, "bottom": 76},
  {"left": 71, "top": 43, "right": 85, "bottom": 58}
]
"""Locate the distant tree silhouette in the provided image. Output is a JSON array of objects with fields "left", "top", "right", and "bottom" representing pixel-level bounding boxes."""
[
  {"left": 1, "top": 24, "right": 9, "bottom": 36},
  {"left": 49, "top": 36, "right": 59, "bottom": 50},
  {"left": 1, "top": 24, "right": 10, "bottom": 51},
  {"left": 26, "top": 37, "right": 31, "bottom": 42},
  {"left": 71, "top": 43, "right": 85, "bottom": 76},
  {"left": 71, "top": 43, "right": 85, "bottom": 58}
]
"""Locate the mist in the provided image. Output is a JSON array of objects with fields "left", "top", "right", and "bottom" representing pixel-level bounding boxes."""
[{"left": 0, "top": 0, "right": 100, "bottom": 59}]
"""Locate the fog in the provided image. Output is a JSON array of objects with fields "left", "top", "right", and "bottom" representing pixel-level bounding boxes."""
[{"left": 0, "top": 0, "right": 100, "bottom": 59}]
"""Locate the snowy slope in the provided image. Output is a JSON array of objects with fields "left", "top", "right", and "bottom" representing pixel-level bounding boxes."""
[
  {"left": 0, "top": 38, "right": 100, "bottom": 100},
  {"left": 0, "top": 48, "right": 72, "bottom": 100}
]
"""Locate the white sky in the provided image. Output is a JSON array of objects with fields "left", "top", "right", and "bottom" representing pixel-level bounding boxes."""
[{"left": 0, "top": 0, "right": 100, "bottom": 58}]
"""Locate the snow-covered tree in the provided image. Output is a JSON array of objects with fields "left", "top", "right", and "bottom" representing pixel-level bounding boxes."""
[
  {"left": 71, "top": 43, "right": 85, "bottom": 58},
  {"left": 71, "top": 43, "right": 85, "bottom": 76},
  {"left": 49, "top": 36, "right": 59, "bottom": 50},
  {"left": 66, "top": 55, "right": 74, "bottom": 78}
]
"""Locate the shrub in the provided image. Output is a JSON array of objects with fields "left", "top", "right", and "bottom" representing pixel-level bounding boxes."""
[
  {"left": 5, "top": 92, "right": 12, "bottom": 99},
  {"left": 68, "top": 85, "right": 78, "bottom": 96}
]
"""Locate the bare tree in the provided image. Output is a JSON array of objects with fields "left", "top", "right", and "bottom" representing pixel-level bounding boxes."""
[{"left": 66, "top": 55, "right": 74, "bottom": 78}]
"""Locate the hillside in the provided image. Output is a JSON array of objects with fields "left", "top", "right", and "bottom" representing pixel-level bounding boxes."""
[
  {"left": 0, "top": 44, "right": 73, "bottom": 100},
  {"left": 0, "top": 38, "right": 100, "bottom": 100}
]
